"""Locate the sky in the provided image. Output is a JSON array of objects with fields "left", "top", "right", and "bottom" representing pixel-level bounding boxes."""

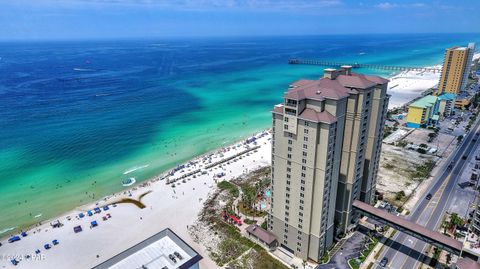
[{"left": 0, "top": 0, "right": 479, "bottom": 40}]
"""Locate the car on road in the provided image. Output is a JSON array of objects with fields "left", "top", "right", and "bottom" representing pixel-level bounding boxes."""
[
  {"left": 426, "top": 193, "right": 432, "bottom": 200},
  {"left": 380, "top": 257, "right": 389, "bottom": 267}
]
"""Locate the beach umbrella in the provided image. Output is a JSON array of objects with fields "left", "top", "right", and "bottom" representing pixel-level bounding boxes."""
[
  {"left": 87, "top": 211, "right": 93, "bottom": 216},
  {"left": 74, "top": 226, "right": 82, "bottom": 233}
]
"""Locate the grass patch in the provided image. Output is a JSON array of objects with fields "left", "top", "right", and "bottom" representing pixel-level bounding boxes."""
[
  {"left": 218, "top": 180, "right": 240, "bottom": 198},
  {"left": 348, "top": 258, "right": 360, "bottom": 269},
  {"left": 410, "top": 160, "right": 435, "bottom": 181}
]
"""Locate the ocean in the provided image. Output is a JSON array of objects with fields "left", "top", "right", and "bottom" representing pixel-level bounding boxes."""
[{"left": 1, "top": 33, "right": 479, "bottom": 234}]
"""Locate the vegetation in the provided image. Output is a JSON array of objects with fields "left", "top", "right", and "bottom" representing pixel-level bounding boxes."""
[
  {"left": 347, "top": 235, "right": 379, "bottom": 269},
  {"left": 320, "top": 252, "right": 329, "bottom": 264},
  {"left": 410, "top": 160, "right": 435, "bottom": 181},
  {"left": 416, "top": 148, "right": 427, "bottom": 154},
  {"left": 397, "top": 140, "right": 408, "bottom": 148},
  {"left": 348, "top": 258, "right": 360, "bottom": 269},
  {"left": 261, "top": 219, "right": 268, "bottom": 230},
  {"left": 238, "top": 201, "right": 267, "bottom": 217},
  {"left": 217, "top": 180, "right": 240, "bottom": 198},
  {"left": 383, "top": 163, "right": 395, "bottom": 170},
  {"left": 395, "top": 191, "right": 406, "bottom": 201},
  {"left": 457, "top": 135, "right": 464, "bottom": 144}
]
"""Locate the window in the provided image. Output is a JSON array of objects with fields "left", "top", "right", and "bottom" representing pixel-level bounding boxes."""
[
  {"left": 285, "top": 117, "right": 289, "bottom": 122},
  {"left": 286, "top": 174, "right": 291, "bottom": 179},
  {"left": 288, "top": 140, "right": 293, "bottom": 145},
  {"left": 301, "top": 172, "right": 306, "bottom": 177},
  {"left": 287, "top": 160, "right": 292, "bottom": 165},
  {"left": 284, "top": 124, "right": 288, "bottom": 130},
  {"left": 302, "top": 159, "right": 306, "bottom": 164},
  {"left": 302, "top": 151, "right": 307, "bottom": 157},
  {"left": 304, "top": 129, "right": 309, "bottom": 134},
  {"left": 287, "top": 154, "right": 292, "bottom": 159},
  {"left": 288, "top": 147, "right": 292, "bottom": 152},
  {"left": 302, "top": 166, "right": 306, "bottom": 171},
  {"left": 287, "top": 167, "right": 291, "bottom": 172},
  {"left": 303, "top": 144, "right": 308, "bottom": 149},
  {"left": 304, "top": 136, "right": 308, "bottom": 142},
  {"left": 300, "top": 199, "right": 304, "bottom": 204},
  {"left": 305, "top": 121, "right": 310, "bottom": 127}
]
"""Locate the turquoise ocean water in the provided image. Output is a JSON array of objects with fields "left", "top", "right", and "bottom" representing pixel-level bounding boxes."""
[{"left": 1, "top": 34, "right": 480, "bottom": 234}]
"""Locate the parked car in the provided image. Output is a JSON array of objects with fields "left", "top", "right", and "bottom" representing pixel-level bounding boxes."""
[
  {"left": 380, "top": 257, "right": 389, "bottom": 267},
  {"left": 426, "top": 193, "right": 432, "bottom": 200}
]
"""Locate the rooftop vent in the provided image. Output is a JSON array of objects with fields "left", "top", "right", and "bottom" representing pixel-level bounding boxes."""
[
  {"left": 316, "top": 90, "right": 321, "bottom": 95},
  {"left": 323, "top": 68, "right": 338, "bottom": 80}
]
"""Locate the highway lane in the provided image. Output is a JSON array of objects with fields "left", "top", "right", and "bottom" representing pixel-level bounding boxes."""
[{"left": 373, "top": 117, "right": 480, "bottom": 269}]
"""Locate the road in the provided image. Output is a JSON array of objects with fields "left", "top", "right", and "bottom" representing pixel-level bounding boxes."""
[{"left": 374, "top": 117, "right": 480, "bottom": 269}]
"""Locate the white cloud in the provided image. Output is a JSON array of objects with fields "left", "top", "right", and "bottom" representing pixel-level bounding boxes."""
[{"left": 374, "top": 1, "right": 427, "bottom": 9}]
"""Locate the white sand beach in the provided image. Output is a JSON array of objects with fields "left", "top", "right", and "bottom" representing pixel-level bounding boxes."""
[
  {"left": 0, "top": 131, "right": 272, "bottom": 269},
  {"left": 387, "top": 66, "right": 441, "bottom": 109},
  {"left": 387, "top": 53, "right": 480, "bottom": 109}
]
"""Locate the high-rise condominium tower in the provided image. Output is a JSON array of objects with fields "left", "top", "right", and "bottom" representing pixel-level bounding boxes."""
[
  {"left": 268, "top": 66, "right": 389, "bottom": 262},
  {"left": 438, "top": 43, "right": 476, "bottom": 95}
]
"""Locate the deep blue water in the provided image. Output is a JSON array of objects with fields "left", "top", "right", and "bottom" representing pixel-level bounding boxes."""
[{"left": 1, "top": 33, "right": 479, "bottom": 233}]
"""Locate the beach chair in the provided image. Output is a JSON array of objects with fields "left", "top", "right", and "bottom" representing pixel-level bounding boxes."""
[
  {"left": 52, "top": 239, "right": 59, "bottom": 245},
  {"left": 87, "top": 211, "right": 93, "bottom": 216},
  {"left": 35, "top": 249, "right": 41, "bottom": 254},
  {"left": 44, "top": 244, "right": 51, "bottom": 250}
]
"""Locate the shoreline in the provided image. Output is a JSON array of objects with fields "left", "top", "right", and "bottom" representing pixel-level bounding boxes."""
[
  {"left": 0, "top": 57, "right": 450, "bottom": 238},
  {"left": 0, "top": 129, "right": 272, "bottom": 239},
  {"left": 0, "top": 129, "right": 272, "bottom": 269}
]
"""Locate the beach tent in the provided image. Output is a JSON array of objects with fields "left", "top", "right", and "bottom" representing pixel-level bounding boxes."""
[
  {"left": 103, "top": 205, "right": 109, "bottom": 211},
  {"left": 90, "top": 221, "right": 98, "bottom": 228},
  {"left": 52, "top": 239, "right": 59, "bottom": 245},
  {"left": 87, "top": 211, "right": 93, "bottom": 216},
  {"left": 11, "top": 259, "right": 18, "bottom": 266},
  {"left": 73, "top": 226, "right": 82, "bottom": 233},
  {"left": 8, "top": 236, "right": 21, "bottom": 243},
  {"left": 79, "top": 213, "right": 85, "bottom": 218},
  {"left": 21, "top": 231, "right": 27, "bottom": 237},
  {"left": 94, "top": 207, "right": 101, "bottom": 214},
  {"left": 44, "top": 244, "right": 51, "bottom": 250}
]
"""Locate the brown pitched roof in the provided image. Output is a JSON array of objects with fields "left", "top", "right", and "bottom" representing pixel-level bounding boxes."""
[
  {"left": 298, "top": 108, "right": 337, "bottom": 124},
  {"left": 246, "top": 224, "right": 277, "bottom": 245},
  {"left": 336, "top": 74, "right": 377, "bottom": 89},
  {"left": 285, "top": 78, "right": 351, "bottom": 101},
  {"left": 456, "top": 258, "right": 480, "bottom": 269},
  {"left": 272, "top": 104, "right": 284, "bottom": 114}
]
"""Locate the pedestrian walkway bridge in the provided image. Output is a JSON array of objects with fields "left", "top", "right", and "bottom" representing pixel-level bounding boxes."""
[
  {"left": 352, "top": 200, "right": 462, "bottom": 255},
  {"left": 288, "top": 58, "right": 442, "bottom": 73}
]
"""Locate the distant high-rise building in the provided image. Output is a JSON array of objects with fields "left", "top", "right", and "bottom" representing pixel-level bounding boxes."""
[
  {"left": 438, "top": 43, "right": 476, "bottom": 95},
  {"left": 268, "top": 66, "right": 388, "bottom": 262}
]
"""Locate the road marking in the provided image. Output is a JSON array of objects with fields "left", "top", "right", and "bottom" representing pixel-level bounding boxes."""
[{"left": 380, "top": 120, "right": 480, "bottom": 269}]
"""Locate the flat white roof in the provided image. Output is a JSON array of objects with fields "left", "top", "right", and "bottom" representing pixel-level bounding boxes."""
[{"left": 93, "top": 228, "right": 202, "bottom": 269}]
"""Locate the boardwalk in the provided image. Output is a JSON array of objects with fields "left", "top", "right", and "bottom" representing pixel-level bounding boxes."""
[{"left": 288, "top": 58, "right": 442, "bottom": 73}]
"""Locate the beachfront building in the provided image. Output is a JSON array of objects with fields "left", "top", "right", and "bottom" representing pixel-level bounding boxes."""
[
  {"left": 437, "top": 93, "right": 457, "bottom": 116},
  {"left": 92, "top": 228, "right": 202, "bottom": 269},
  {"left": 438, "top": 43, "right": 476, "bottom": 95},
  {"left": 455, "top": 92, "right": 473, "bottom": 110},
  {"left": 269, "top": 66, "right": 389, "bottom": 262},
  {"left": 406, "top": 95, "right": 439, "bottom": 128}
]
